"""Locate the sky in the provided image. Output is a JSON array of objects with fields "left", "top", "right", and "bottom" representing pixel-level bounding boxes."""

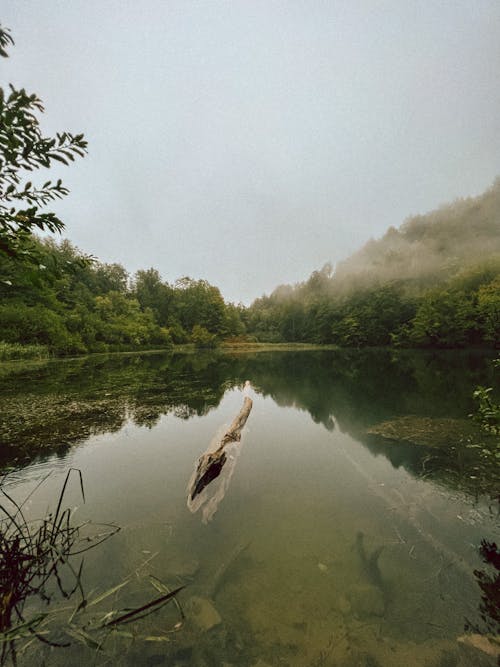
[{"left": 2, "top": 1, "right": 500, "bottom": 304}]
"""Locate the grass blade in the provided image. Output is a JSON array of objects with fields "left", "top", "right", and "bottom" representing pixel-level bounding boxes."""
[{"left": 102, "top": 586, "right": 185, "bottom": 628}]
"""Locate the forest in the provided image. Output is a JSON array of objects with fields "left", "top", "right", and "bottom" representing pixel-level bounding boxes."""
[
  {"left": 0, "top": 237, "right": 246, "bottom": 355},
  {"left": 244, "top": 179, "right": 500, "bottom": 349},
  {"left": 1, "top": 178, "right": 499, "bottom": 357}
]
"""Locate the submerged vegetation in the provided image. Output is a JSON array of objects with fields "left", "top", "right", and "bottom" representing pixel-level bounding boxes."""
[{"left": 0, "top": 470, "right": 185, "bottom": 665}]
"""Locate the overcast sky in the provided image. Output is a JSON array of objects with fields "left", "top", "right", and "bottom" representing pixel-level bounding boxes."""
[{"left": 2, "top": 1, "right": 500, "bottom": 303}]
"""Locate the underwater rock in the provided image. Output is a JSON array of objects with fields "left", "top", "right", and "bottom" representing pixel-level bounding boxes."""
[
  {"left": 167, "top": 554, "right": 200, "bottom": 578},
  {"left": 457, "top": 633, "right": 500, "bottom": 658},
  {"left": 186, "top": 595, "right": 222, "bottom": 631},
  {"left": 336, "top": 594, "right": 352, "bottom": 615},
  {"left": 349, "top": 584, "right": 385, "bottom": 617}
]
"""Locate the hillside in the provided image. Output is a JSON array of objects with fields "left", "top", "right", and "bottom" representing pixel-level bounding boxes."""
[
  {"left": 335, "top": 178, "right": 500, "bottom": 289},
  {"left": 246, "top": 179, "right": 500, "bottom": 347}
]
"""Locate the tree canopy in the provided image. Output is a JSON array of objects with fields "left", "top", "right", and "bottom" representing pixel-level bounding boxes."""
[{"left": 0, "top": 25, "right": 87, "bottom": 266}]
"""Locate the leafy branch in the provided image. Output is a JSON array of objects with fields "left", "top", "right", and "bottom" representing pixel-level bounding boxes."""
[{"left": 0, "top": 25, "right": 87, "bottom": 263}]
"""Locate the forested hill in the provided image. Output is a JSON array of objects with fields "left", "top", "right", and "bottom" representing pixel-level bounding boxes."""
[
  {"left": 334, "top": 178, "right": 500, "bottom": 290},
  {"left": 1, "top": 180, "right": 498, "bottom": 357},
  {"left": 245, "top": 179, "right": 500, "bottom": 348}
]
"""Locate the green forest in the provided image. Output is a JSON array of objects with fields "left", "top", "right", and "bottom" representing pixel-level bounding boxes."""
[
  {"left": 245, "top": 179, "right": 500, "bottom": 349},
  {"left": 0, "top": 237, "right": 246, "bottom": 355},
  {"left": 246, "top": 258, "right": 499, "bottom": 348},
  {"left": 1, "top": 179, "right": 499, "bottom": 357}
]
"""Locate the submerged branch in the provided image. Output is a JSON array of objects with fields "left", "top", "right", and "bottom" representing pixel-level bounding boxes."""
[{"left": 188, "top": 390, "right": 253, "bottom": 504}]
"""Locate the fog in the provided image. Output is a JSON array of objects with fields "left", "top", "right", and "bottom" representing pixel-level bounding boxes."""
[
  {"left": 2, "top": 1, "right": 500, "bottom": 303},
  {"left": 334, "top": 177, "right": 500, "bottom": 288}
]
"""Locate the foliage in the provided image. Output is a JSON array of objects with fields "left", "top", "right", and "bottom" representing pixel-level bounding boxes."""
[
  {"left": 0, "top": 238, "right": 245, "bottom": 355},
  {"left": 0, "top": 341, "right": 48, "bottom": 360},
  {"left": 0, "top": 25, "right": 87, "bottom": 266},
  {"left": 463, "top": 357, "right": 500, "bottom": 499},
  {"left": 477, "top": 276, "right": 500, "bottom": 347},
  {"left": 467, "top": 539, "right": 500, "bottom": 637},
  {"left": 191, "top": 324, "right": 218, "bottom": 349},
  {"left": 246, "top": 257, "right": 499, "bottom": 349},
  {"left": 334, "top": 177, "right": 500, "bottom": 288},
  {"left": 245, "top": 177, "right": 500, "bottom": 349},
  {"left": 2, "top": 26, "right": 498, "bottom": 356},
  {"left": 471, "top": 386, "right": 500, "bottom": 436},
  {"left": 470, "top": 358, "right": 500, "bottom": 437},
  {"left": 0, "top": 470, "right": 184, "bottom": 663}
]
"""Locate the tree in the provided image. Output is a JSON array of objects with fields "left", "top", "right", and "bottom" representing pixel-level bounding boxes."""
[
  {"left": 477, "top": 277, "right": 500, "bottom": 347},
  {"left": 173, "top": 277, "right": 227, "bottom": 334},
  {"left": 132, "top": 268, "right": 174, "bottom": 326},
  {"left": 0, "top": 25, "right": 87, "bottom": 264},
  {"left": 191, "top": 324, "right": 217, "bottom": 349},
  {"left": 408, "top": 289, "right": 476, "bottom": 348}
]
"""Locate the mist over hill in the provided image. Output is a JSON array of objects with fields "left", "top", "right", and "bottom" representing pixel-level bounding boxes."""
[
  {"left": 334, "top": 177, "right": 500, "bottom": 291},
  {"left": 246, "top": 179, "right": 500, "bottom": 348}
]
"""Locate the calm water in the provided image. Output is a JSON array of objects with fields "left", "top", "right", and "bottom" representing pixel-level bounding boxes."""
[{"left": 0, "top": 349, "right": 498, "bottom": 666}]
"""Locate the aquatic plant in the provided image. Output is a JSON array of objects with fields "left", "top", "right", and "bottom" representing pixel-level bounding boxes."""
[
  {"left": 0, "top": 469, "right": 114, "bottom": 661},
  {"left": 0, "top": 469, "right": 184, "bottom": 665},
  {"left": 471, "top": 386, "right": 500, "bottom": 436}
]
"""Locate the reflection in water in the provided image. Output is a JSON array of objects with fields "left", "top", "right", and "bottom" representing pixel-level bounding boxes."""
[
  {"left": 461, "top": 539, "right": 500, "bottom": 662},
  {"left": 188, "top": 386, "right": 252, "bottom": 523},
  {"left": 1, "top": 350, "right": 499, "bottom": 666},
  {"left": 0, "top": 347, "right": 497, "bottom": 520},
  {"left": 0, "top": 352, "right": 242, "bottom": 470},
  {"left": 1, "top": 349, "right": 498, "bottom": 498},
  {"left": 474, "top": 540, "right": 500, "bottom": 636}
]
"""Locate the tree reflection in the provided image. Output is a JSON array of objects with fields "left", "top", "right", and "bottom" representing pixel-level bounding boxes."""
[
  {"left": 0, "top": 352, "right": 248, "bottom": 470},
  {"left": 1, "top": 349, "right": 497, "bottom": 497},
  {"left": 466, "top": 539, "right": 500, "bottom": 637}
]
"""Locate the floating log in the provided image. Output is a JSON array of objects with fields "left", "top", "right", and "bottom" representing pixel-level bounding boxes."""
[{"left": 188, "top": 393, "right": 253, "bottom": 504}]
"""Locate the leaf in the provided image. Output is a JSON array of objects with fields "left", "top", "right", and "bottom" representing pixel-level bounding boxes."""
[
  {"left": 65, "top": 626, "right": 103, "bottom": 651},
  {"left": 87, "top": 580, "right": 130, "bottom": 607},
  {"left": 49, "top": 153, "right": 68, "bottom": 165},
  {"left": 102, "top": 586, "right": 185, "bottom": 627}
]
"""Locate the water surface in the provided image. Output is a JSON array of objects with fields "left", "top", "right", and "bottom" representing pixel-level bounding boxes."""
[{"left": 0, "top": 350, "right": 498, "bottom": 666}]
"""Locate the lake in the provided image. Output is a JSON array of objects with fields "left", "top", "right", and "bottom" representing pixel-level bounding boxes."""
[{"left": 0, "top": 349, "right": 498, "bottom": 666}]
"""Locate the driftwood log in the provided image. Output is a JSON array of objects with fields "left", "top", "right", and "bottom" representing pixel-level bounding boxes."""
[{"left": 188, "top": 394, "right": 253, "bottom": 503}]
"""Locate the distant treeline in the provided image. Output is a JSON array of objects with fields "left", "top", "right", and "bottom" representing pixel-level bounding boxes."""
[
  {"left": 1, "top": 180, "right": 499, "bottom": 355},
  {"left": 244, "top": 260, "right": 499, "bottom": 348},
  {"left": 244, "top": 179, "right": 500, "bottom": 348},
  {"left": 0, "top": 238, "right": 246, "bottom": 355}
]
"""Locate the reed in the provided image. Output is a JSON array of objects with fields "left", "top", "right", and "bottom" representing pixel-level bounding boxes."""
[{"left": 0, "top": 469, "right": 185, "bottom": 665}]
